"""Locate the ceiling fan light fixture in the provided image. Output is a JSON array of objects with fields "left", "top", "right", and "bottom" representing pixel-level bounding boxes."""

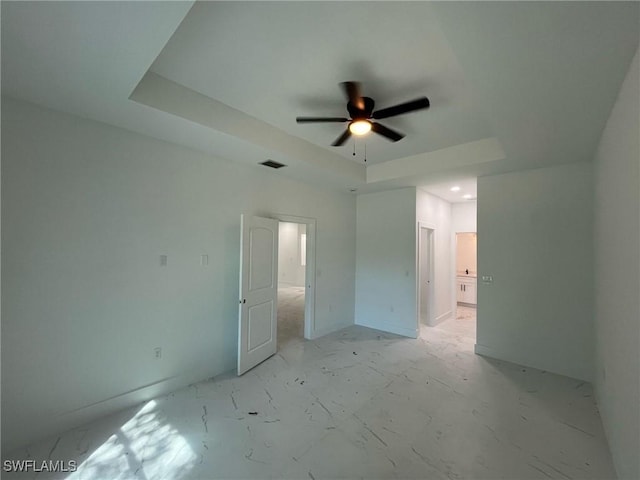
[
  {"left": 295, "top": 82, "right": 429, "bottom": 145},
  {"left": 349, "top": 120, "right": 372, "bottom": 136}
]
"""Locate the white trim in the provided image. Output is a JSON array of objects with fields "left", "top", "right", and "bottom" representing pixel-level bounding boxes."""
[
  {"left": 60, "top": 375, "right": 179, "bottom": 417},
  {"left": 300, "top": 233, "right": 307, "bottom": 266},
  {"left": 311, "top": 321, "right": 353, "bottom": 340},
  {"left": 356, "top": 319, "right": 419, "bottom": 339},
  {"left": 474, "top": 343, "right": 590, "bottom": 382},
  {"left": 271, "top": 213, "right": 316, "bottom": 340},
  {"left": 416, "top": 222, "right": 436, "bottom": 331},
  {"left": 457, "top": 302, "right": 475, "bottom": 307},
  {"left": 434, "top": 310, "right": 453, "bottom": 325},
  {"left": 474, "top": 343, "right": 497, "bottom": 358},
  {"left": 45, "top": 367, "right": 215, "bottom": 451}
]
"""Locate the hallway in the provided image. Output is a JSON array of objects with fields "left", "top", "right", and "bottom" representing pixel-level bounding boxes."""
[{"left": 277, "top": 285, "right": 306, "bottom": 347}]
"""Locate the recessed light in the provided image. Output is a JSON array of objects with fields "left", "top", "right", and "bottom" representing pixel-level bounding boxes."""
[
  {"left": 450, "top": 186, "right": 461, "bottom": 192},
  {"left": 463, "top": 194, "right": 473, "bottom": 199}
]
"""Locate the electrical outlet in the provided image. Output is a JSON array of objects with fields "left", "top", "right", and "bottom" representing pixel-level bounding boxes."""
[
  {"left": 200, "top": 254, "right": 208, "bottom": 266},
  {"left": 160, "top": 255, "right": 168, "bottom": 267},
  {"left": 154, "top": 347, "right": 162, "bottom": 359}
]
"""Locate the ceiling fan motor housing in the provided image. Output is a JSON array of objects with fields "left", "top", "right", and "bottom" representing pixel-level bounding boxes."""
[{"left": 347, "top": 97, "right": 375, "bottom": 120}]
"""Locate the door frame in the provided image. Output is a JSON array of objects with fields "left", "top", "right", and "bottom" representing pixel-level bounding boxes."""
[
  {"left": 416, "top": 222, "right": 435, "bottom": 330},
  {"left": 271, "top": 213, "right": 316, "bottom": 340}
]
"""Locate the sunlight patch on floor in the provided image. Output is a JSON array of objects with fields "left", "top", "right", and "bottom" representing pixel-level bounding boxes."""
[{"left": 65, "top": 401, "right": 197, "bottom": 480}]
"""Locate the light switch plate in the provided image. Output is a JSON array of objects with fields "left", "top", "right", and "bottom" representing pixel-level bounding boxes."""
[{"left": 481, "top": 275, "right": 493, "bottom": 284}]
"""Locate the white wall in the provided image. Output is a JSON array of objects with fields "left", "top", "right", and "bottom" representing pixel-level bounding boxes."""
[
  {"left": 456, "top": 233, "right": 477, "bottom": 276},
  {"left": 416, "top": 189, "right": 454, "bottom": 325},
  {"left": 476, "top": 162, "right": 594, "bottom": 381},
  {"left": 355, "top": 189, "right": 455, "bottom": 335},
  {"left": 1, "top": 97, "right": 356, "bottom": 452},
  {"left": 355, "top": 188, "right": 417, "bottom": 338},
  {"left": 278, "top": 222, "right": 305, "bottom": 287},
  {"left": 452, "top": 201, "right": 477, "bottom": 233},
  {"left": 593, "top": 46, "right": 639, "bottom": 480}
]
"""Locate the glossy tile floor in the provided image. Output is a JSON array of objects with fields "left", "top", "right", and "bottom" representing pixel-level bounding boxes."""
[
  {"left": 277, "top": 285, "right": 306, "bottom": 347},
  {"left": 4, "top": 303, "right": 615, "bottom": 480},
  {"left": 437, "top": 305, "right": 477, "bottom": 340}
]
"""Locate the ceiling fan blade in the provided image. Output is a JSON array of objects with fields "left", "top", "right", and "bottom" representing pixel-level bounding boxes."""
[
  {"left": 371, "top": 122, "right": 405, "bottom": 142},
  {"left": 372, "top": 97, "right": 430, "bottom": 120},
  {"left": 331, "top": 129, "right": 352, "bottom": 146},
  {"left": 340, "top": 81, "right": 364, "bottom": 111},
  {"left": 296, "top": 117, "right": 349, "bottom": 123}
]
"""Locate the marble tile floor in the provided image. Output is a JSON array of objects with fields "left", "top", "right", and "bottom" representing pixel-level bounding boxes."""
[
  {"left": 4, "top": 312, "right": 615, "bottom": 480},
  {"left": 433, "top": 306, "right": 477, "bottom": 341},
  {"left": 277, "top": 285, "right": 306, "bottom": 347}
]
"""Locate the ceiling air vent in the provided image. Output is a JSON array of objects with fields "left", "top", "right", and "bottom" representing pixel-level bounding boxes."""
[{"left": 260, "top": 160, "right": 286, "bottom": 169}]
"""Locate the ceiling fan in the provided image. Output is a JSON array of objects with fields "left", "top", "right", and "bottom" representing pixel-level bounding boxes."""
[{"left": 296, "top": 81, "right": 430, "bottom": 146}]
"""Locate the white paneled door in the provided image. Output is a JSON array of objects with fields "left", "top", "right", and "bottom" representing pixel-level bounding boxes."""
[{"left": 238, "top": 215, "right": 279, "bottom": 375}]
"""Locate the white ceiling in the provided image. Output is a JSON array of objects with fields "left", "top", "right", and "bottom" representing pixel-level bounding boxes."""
[
  {"left": 149, "top": 2, "right": 491, "bottom": 165},
  {"left": 2, "top": 1, "right": 638, "bottom": 196},
  {"left": 422, "top": 178, "right": 477, "bottom": 204}
]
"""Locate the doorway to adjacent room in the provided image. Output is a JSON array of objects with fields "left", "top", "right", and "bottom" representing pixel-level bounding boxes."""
[
  {"left": 453, "top": 232, "right": 477, "bottom": 338},
  {"left": 273, "top": 214, "right": 316, "bottom": 347},
  {"left": 277, "top": 221, "right": 308, "bottom": 347},
  {"left": 417, "top": 223, "right": 435, "bottom": 328}
]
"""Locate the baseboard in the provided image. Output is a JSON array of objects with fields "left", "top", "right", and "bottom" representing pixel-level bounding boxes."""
[
  {"left": 457, "top": 302, "right": 476, "bottom": 307},
  {"left": 5, "top": 365, "right": 226, "bottom": 454},
  {"left": 61, "top": 377, "right": 172, "bottom": 414},
  {"left": 474, "top": 343, "right": 543, "bottom": 374},
  {"left": 311, "top": 320, "right": 353, "bottom": 339},
  {"left": 355, "top": 319, "right": 418, "bottom": 339},
  {"left": 432, "top": 310, "right": 453, "bottom": 326},
  {"left": 474, "top": 343, "right": 591, "bottom": 382},
  {"left": 474, "top": 343, "right": 497, "bottom": 358}
]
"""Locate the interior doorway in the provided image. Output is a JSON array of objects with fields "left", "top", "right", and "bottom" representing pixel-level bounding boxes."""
[
  {"left": 417, "top": 223, "right": 435, "bottom": 328},
  {"left": 454, "top": 232, "right": 477, "bottom": 337},
  {"left": 277, "top": 222, "right": 307, "bottom": 347},
  {"left": 272, "top": 214, "right": 316, "bottom": 344},
  {"left": 237, "top": 214, "right": 316, "bottom": 375}
]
